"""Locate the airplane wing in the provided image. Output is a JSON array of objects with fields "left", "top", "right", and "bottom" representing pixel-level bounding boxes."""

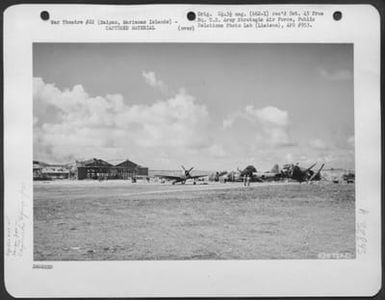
[
  {"left": 189, "top": 175, "right": 208, "bottom": 179},
  {"left": 154, "top": 175, "right": 182, "bottom": 181}
]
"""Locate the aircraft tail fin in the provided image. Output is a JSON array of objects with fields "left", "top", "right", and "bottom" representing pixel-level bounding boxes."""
[
  {"left": 306, "top": 162, "right": 317, "bottom": 172},
  {"left": 271, "top": 164, "right": 279, "bottom": 173},
  {"left": 308, "top": 163, "right": 325, "bottom": 181}
]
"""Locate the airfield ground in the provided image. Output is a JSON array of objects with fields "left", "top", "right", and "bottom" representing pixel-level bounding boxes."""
[{"left": 34, "top": 181, "right": 355, "bottom": 260}]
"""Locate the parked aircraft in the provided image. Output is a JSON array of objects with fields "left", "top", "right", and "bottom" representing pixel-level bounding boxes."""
[
  {"left": 239, "top": 165, "right": 257, "bottom": 177},
  {"left": 222, "top": 165, "right": 281, "bottom": 183},
  {"left": 237, "top": 165, "right": 263, "bottom": 182},
  {"left": 156, "top": 166, "right": 207, "bottom": 185},
  {"left": 221, "top": 170, "right": 242, "bottom": 182},
  {"left": 209, "top": 171, "right": 228, "bottom": 182},
  {"left": 254, "top": 164, "right": 283, "bottom": 181},
  {"left": 282, "top": 163, "right": 325, "bottom": 183},
  {"left": 342, "top": 171, "right": 355, "bottom": 183}
]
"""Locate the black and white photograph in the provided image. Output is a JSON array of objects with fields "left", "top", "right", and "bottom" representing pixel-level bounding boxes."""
[
  {"left": 33, "top": 43, "right": 356, "bottom": 261},
  {"left": 4, "top": 4, "right": 382, "bottom": 297}
]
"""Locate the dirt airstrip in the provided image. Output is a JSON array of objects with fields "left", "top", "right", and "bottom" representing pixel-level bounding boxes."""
[{"left": 34, "top": 181, "right": 355, "bottom": 260}]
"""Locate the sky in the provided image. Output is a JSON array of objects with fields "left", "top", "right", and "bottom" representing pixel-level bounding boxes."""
[{"left": 33, "top": 43, "right": 354, "bottom": 171}]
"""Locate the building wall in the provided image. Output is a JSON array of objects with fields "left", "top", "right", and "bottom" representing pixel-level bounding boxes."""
[
  {"left": 76, "top": 166, "right": 141, "bottom": 180},
  {"left": 136, "top": 167, "right": 149, "bottom": 176},
  {"left": 77, "top": 167, "right": 88, "bottom": 180},
  {"left": 33, "top": 164, "right": 70, "bottom": 180},
  {"left": 34, "top": 159, "right": 149, "bottom": 180}
]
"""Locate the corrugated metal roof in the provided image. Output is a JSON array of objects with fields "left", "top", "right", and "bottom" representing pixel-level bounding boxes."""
[
  {"left": 78, "top": 158, "right": 113, "bottom": 167},
  {"left": 115, "top": 159, "right": 138, "bottom": 168}
]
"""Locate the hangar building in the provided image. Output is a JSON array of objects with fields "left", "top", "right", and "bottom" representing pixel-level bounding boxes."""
[{"left": 75, "top": 158, "right": 148, "bottom": 180}]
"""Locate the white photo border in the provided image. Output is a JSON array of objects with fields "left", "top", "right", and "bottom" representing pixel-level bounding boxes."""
[{"left": 4, "top": 4, "right": 381, "bottom": 297}]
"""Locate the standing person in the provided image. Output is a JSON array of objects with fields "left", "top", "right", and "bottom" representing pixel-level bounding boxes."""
[
  {"left": 243, "top": 175, "right": 247, "bottom": 187},
  {"left": 246, "top": 175, "right": 251, "bottom": 187}
]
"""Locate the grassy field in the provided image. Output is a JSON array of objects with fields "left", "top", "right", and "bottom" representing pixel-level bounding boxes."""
[{"left": 34, "top": 181, "right": 355, "bottom": 260}]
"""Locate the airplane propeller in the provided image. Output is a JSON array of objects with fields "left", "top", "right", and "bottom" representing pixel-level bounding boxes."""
[{"left": 181, "top": 165, "right": 194, "bottom": 176}]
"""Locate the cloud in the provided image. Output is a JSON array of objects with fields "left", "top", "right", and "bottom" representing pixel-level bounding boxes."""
[
  {"left": 309, "top": 138, "right": 328, "bottom": 150},
  {"left": 33, "top": 77, "right": 212, "bottom": 163},
  {"left": 142, "top": 71, "right": 167, "bottom": 91},
  {"left": 285, "top": 153, "right": 294, "bottom": 163},
  {"left": 244, "top": 105, "right": 288, "bottom": 127},
  {"left": 283, "top": 141, "right": 355, "bottom": 170},
  {"left": 115, "top": 89, "right": 211, "bottom": 149},
  {"left": 208, "top": 144, "right": 226, "bottom": 158},
  {"left": 319, "top": 68, "right": 352, "bottom": 81},
  {"left": 223, "top": 105, "right": 294, "bottom": 146},
  {"left": 222, "top": 117, "right": 235, "bottom": 129}
]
